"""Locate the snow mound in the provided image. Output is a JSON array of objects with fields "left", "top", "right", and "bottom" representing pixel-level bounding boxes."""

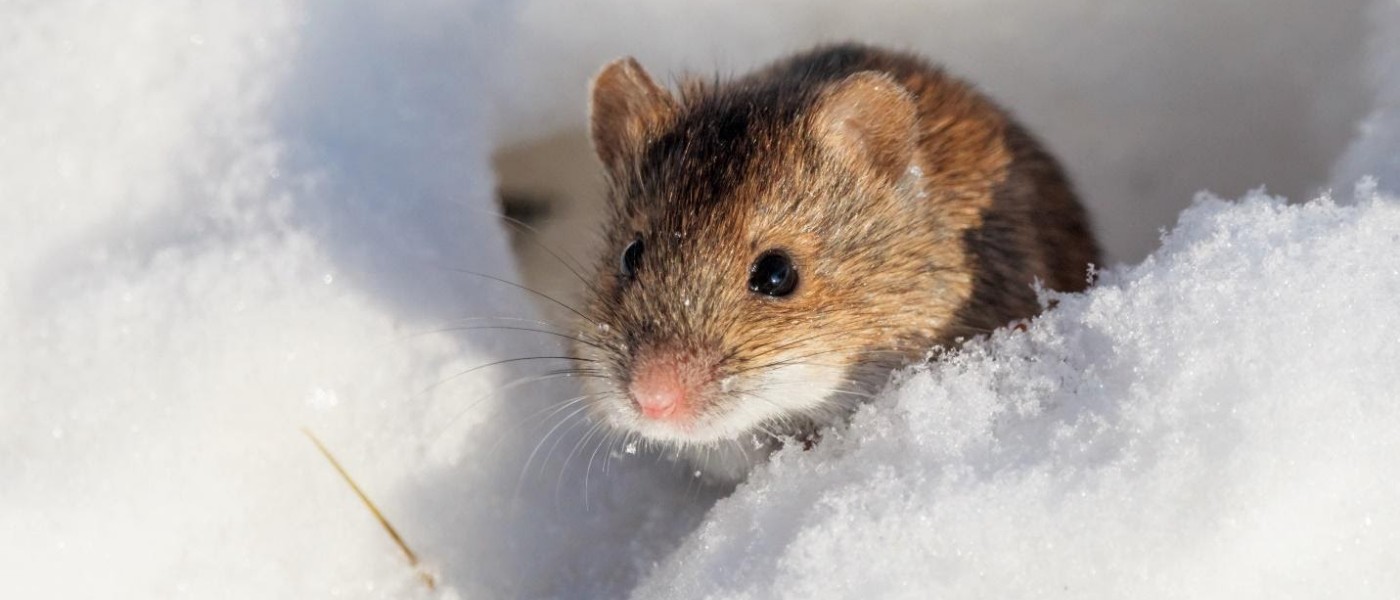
[
  {"left": 0, "top": 2, "right": 699, "bottom": 597},
  {"left": 638, "top": 191, "right": 1400, "bottom": 599}
]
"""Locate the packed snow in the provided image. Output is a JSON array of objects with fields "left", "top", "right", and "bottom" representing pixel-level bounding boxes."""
[{"left": 2, "top": 1, "right": 1399, "bottom": 599}]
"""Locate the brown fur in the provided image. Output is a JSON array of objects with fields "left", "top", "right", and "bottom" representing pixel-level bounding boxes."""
[{"left": 575, "top": 43, "right": 1099, "bottom": 468}]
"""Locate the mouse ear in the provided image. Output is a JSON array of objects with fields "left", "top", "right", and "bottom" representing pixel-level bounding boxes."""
[
  {"left": 589, "top": 57, "right": 678, "bottom": 174},
  {"left": 810, "top": 71, "right": 918, "bottom": 183}
]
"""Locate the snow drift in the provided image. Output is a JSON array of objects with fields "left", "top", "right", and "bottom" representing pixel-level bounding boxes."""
[
  {"left": 637, "top": 190, "right": 1400, "bottom": 598},
  {"left": 2, "top": 0, "right": 1399, "bottom": 598}
]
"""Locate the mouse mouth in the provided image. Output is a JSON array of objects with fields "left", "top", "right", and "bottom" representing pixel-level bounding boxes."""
[
  {"left": 597, "top": 351, "right": 853, "bottom": 446},
  {"left": 620, "top": 344, "right": 720, "bottom": 437}
]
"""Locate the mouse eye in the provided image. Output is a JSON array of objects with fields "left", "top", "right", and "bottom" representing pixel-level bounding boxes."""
[
  {"left": 620, "top": 236, "right": 644, "bottom": 279},
  {"left": 748, "top": 250, "right": 798, "bottom": 297}
]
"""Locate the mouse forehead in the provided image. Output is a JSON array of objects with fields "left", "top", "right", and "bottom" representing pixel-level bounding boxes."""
[
  {"left": 617, "top": 164, "right": 817, "bottom": 276},
  {"left": 615, "top": 98, "right": 817, "bottom": 237},
  {"left": 638, "top": 104, "right": 762, "bottom": 202}
]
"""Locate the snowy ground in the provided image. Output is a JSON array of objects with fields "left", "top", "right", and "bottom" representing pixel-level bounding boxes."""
[{"left": 2, "top": 1, "right": 1398, "bottom": 599}]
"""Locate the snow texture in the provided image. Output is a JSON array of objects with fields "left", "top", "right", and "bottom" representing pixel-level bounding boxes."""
[
  {"left": 638, "top": 191, "right": 1400, "bottom": 599},
  {"left": 2, "top": 0, "right": 1399, "bottom": 599},
  {"left": 2, "top": 2, "right": 693, "bottom": 597}
]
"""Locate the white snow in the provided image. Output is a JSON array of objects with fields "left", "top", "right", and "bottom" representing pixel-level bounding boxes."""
[
  {"left": 3, "top": 0, "right": 1400, "bottom": 599},
  {"left": 638, "top": 190, "right": 1400, "bottom": 599}
]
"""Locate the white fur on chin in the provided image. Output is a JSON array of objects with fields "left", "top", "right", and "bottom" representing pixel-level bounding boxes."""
[{"left": 586, "top": 357, "right": 849, "bottom": 482}]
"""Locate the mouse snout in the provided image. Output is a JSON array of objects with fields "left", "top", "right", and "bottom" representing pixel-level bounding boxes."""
[{"left": 627, "top": 347, "right": 716, "bottom": 423}]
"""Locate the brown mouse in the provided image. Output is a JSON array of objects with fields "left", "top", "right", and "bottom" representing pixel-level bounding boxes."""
[{"left": 570, "top": 43, "right": 1099, "bottom": 482}]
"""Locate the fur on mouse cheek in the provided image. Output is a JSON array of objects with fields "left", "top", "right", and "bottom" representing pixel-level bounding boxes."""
[{"left": 715, "top": 359, "right": 850, "bottom": 435}]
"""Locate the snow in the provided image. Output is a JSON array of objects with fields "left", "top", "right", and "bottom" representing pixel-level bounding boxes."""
[
  {"left": 638, "top": 191, "right": 1400, "bottom": 599},
  {"left": 2, "top": 0, "right": 1399, "bottom": 599}
]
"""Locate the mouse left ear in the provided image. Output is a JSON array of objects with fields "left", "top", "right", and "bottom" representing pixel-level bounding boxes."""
[
  {"left": 810, "top": 71, "right": 918, "bottom": 184},
  {"left": 590, "top": 57, "right": 678, "bottom": 174}
]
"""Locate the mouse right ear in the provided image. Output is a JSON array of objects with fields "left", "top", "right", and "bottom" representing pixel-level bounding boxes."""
[
  {"left": 811, "top": 71, "right": 918, "bottom": 185},
  {"left": 590, "top": 57, "right": 678, "bottom": 174}
]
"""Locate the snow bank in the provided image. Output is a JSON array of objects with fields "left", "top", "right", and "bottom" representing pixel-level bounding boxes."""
[
  {"left": 1, "top": 1, "right": 624, "bottom": 597},
  {"left": 637, "top": 191, "right": 1400, "bottom": 598}
]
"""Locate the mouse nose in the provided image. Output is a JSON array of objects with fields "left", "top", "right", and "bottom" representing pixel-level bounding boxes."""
[
  {"left": 631, "top": 375, "right": 685, "bottom": 420},
  {"left": 628, "top": 348, "right": 712, "bottom": 422}
]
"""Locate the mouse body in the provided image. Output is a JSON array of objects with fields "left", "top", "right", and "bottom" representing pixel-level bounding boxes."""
[{"left": 572, "top": 43, "right": 1099, "bottom": 482}]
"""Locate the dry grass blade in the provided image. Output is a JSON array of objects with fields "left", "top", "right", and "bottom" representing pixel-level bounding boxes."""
[{"left": 302, "top": 428, "right": 437, "bottom": 591}]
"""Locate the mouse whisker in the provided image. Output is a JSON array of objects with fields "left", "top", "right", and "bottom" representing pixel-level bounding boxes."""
[
  {"left": 395, "top": 314, "right": 574, "bottom": 340},
  {"left": 725, "top": 316, "right": 894, "bottom": 362},
  {"left": 721, "top": 314, "right": 876, "bottom": 359},
  {"left": 487, "top": 391, "right": 605, "bottom": 459},
  {"left": 490, "top": 209, "right": 594, "bottom": 287},
  {"left": 540, "top": 409, "right": 592, "bottom": 500},
  {"left": 726, "top": 345, "right": 888, "bottom": 377},
  {"left": 600, "top": 430, "right": 619, "bottom": 477},
  {"left": 436, "top": 266, "right": 600, "bottom": 326},
  {"left": 561, "top": 417, "right": 608, "bottom": 509},
  {"left": 424, "top": 364, "right": 607, "bottom": 448},
  {"left": 584, "top": 423, "right": 615, "bottom": 509},
  {"left": 734, "top": 355, "right": 844, "bottom": 375},
  {"left": 414, "top": 354, "right": 597, "bottom": 401},
  {"left": 515, "top": 401, "right": 593, "bottom": 502},
  {"left": 535, "top": 365, "right": 611, "bottom": 376},
  {"left": 418, "top": 324, "right": 620, "bottom": 354}
]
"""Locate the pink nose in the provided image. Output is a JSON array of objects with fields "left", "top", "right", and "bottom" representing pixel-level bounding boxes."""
[
  {"left": 631, "top": 378, "right": 685, "bottom": 419},
  {"left": 628, "top": 348, "right": 709, "bottom": 422}
]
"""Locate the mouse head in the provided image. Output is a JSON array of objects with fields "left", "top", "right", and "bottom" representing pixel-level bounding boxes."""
[{"left": 574, "top": 56, "right": 982, "bottom": 449}]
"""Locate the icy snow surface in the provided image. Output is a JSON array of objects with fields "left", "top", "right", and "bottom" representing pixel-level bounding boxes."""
[
  {"left": 3, "top": 0, "right": 1400, "bottom": 599},
  {"left": 637, "top": 191, "right": 1400, "bottom": 599}
]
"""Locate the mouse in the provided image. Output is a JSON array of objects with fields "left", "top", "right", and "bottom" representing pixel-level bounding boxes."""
[{"left": 569, "top": 42, "right": 1099, "bottom": 483}]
